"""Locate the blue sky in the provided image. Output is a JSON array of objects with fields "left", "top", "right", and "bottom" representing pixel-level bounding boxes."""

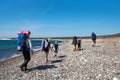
[{"left": 0, "top": 0, "right": 120, "bottom": 38}]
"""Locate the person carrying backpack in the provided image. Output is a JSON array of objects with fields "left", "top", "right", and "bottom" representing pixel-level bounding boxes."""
[
  {"left": 18, "top": 30, "right": 33, "bottom": 71},
  {"left": 91, "top": 32, "right": 97, "bottom": 47},
  {"left": 44, "top": 38, "right": 51, "bottom": 63},
  {"left": 40, "top": 38, "right": 51, "bottom": 63},
  {"left": 52, "top": 41, "right": 59, "bottom": 57}
]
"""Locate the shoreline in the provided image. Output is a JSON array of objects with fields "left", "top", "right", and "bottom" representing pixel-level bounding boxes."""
[{"left": 0, "top": 50, "right": 40, "bottom": 65}]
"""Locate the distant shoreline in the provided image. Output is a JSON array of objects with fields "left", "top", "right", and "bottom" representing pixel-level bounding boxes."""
[{"left": 0, "top": 33, "right": 120, "bottom": 40}]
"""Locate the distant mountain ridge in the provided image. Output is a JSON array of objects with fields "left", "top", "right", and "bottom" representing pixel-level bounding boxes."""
[
  {"left": 0, "top": 33, "right": 120, "bottom": 40},
  {"left": 98, "top": 33, "right": 120, "bottom": 39}
]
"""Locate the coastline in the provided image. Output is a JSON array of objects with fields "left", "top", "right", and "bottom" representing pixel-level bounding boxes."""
[{"left": 0, "top": 38, "right": 120, "bottom": 80}]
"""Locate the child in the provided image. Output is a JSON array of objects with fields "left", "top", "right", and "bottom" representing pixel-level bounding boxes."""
[
  {"left": 72, "top": 36, "right": 77, "bottom": 51},
  {"left": 52, "top": 41, "right": 59, "bottom": 57}
]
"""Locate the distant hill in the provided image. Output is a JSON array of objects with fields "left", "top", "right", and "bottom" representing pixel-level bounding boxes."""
[
  {"left": 98, "top": 33, "right": 120, "bottom": 39},
  {"left": 1, "top": 33, "right": 120, "bottom": 40},
  {"left": 49, "top": 33, "right": 120, "bottom": 39}
]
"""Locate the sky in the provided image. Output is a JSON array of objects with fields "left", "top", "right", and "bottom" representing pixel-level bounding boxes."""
[{"left": 0, "top": 0, "right": 120, "bottom": 38}]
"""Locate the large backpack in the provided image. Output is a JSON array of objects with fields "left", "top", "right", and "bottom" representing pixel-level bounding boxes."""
[
  {"left": 91, "top": 32, "right": 96, "bottom": 40},
  {"left": 17, "top": 33, "right": 27, "bottom": 51},
  {"left": 40, "top": 40, "right": 48, "bottom": 52}
]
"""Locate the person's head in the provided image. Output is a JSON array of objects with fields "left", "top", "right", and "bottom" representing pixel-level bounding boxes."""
[{"left": 48, "top": 38, "right": 51, "bottom": 42}]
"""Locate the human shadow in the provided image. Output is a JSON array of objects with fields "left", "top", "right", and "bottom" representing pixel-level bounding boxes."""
[
  {"left": 26, "top": 64, "right": 58, "bottom": 72},
  {"left": 51, "top": 59, "right": 63, "bottom": 63},
  {"left": 92, "top": 45, "right": 101, "bottom": 47},
  {"left": 58, "top": 55, "right": 66, "bottom": 58}
]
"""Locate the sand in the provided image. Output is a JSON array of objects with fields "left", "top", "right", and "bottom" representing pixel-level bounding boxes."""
[{"left": 0, "top": 38, "right": 120, "bottom": 80}]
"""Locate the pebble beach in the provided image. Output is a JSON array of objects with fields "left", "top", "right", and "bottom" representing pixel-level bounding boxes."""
[{"left": 0, "top": 38, "right": 120, "bottom": 80}]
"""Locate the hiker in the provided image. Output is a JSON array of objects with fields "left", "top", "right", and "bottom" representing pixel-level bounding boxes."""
[
  {"left": 77, "top": 38, "right": 82, "bottom": 50},
  {"left": 52, "top": 41, "right": 59, "bottom": 57},
  {"left": 91, "top": 32, "right": 97, "bottom": 47},
  {"left": 72, "top": 36, "right": 77, "bottom": 51},
  {"left": 40, "top": 38, "right": 51, "bottom": 63},
  {"left": 18, "top": 30, "right": 33, "bottom": 71}
]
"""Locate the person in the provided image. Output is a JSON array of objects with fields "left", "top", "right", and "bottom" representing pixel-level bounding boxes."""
[
  {"left": 19, "top": 30, "right": 33, "bottom": 71},
  {"left": 52, "top": 41, "right": 59, "bottom": 57},
  {"left": 91, "top": 32, "right": 97, "bottom": 47},
  {"left": 77, "top": 38, "right": 82, "bottom": 50},
  {"left": 72, "top": 36, "right": 77, "bottom": 51},
  {"left": 43, "top": 38, "right": 51, "bottom": 63}
]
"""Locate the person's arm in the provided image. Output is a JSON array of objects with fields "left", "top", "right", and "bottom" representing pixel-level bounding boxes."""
[{"left": 28, "top": 39, "right": 33, "bottom": 54}]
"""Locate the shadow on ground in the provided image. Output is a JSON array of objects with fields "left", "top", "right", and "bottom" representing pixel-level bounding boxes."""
[
  {"left": 51, "top": 59, "right": 63, "bottom": 63},
  {"left": 58, "top": 55, "right": 66, "bottom": 58},
  {"left": 92, "top": 44, "right": 101, "bottom": 47},
  {"left": 27, "top": 64, "right": 58, "bottom": 72}
]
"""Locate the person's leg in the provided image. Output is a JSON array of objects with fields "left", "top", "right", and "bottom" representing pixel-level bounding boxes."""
[
  {"left": 24, "top": 50, "right": 30, "bottom": 70},
  {"left": 54, "top": 48, "right": 58, "bottom": 57},
  {"left": 20, "top": 49, "right": 30, "bottom": 71},
  {"left": 78, "top": 44, "right": 80, "bottom": 50},
  {"left": 73, "top": 44, "right": 76, "bottom": 51},
  {"left": 93, "top": 39, "right": 96, "bottom": 46},
  {"left": 20, "top": 48, "right": 26, "bottom": 71},
  {"left": 94, "top": 39, "right": 96, "bottom": 44},
  {"left": 92, "top": 39, "right": 96, "bottom": 47},
  {"left": 74, "top": 44, "right": 77, "bottom": 51},
  {"left": 45, "top": 52, "right": 48, "bottom": 63}
]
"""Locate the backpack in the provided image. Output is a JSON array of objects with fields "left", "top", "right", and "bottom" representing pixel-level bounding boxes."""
[
  {"left": 91, "top": 32, "right": 96, "bottom": 40},
  {"left": 40, "top": 40, "right": 48, "bottom": 52},
  {"left": 17, "top": 33, "right": 27, "bottom": 51}
]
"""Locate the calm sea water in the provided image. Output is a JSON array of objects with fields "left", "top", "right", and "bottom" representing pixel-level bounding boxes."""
[{"left": 0, "top": 40, "right": 63, "bottom": 61}]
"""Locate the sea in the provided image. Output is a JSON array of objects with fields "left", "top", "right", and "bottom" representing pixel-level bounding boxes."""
[{"left": 0, "top": 40, "right": 63, "bottom": 61}]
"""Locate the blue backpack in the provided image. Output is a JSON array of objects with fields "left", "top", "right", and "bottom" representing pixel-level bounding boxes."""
[{"left": 17, "top": 33, "right": 27, "bottom": 51}]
